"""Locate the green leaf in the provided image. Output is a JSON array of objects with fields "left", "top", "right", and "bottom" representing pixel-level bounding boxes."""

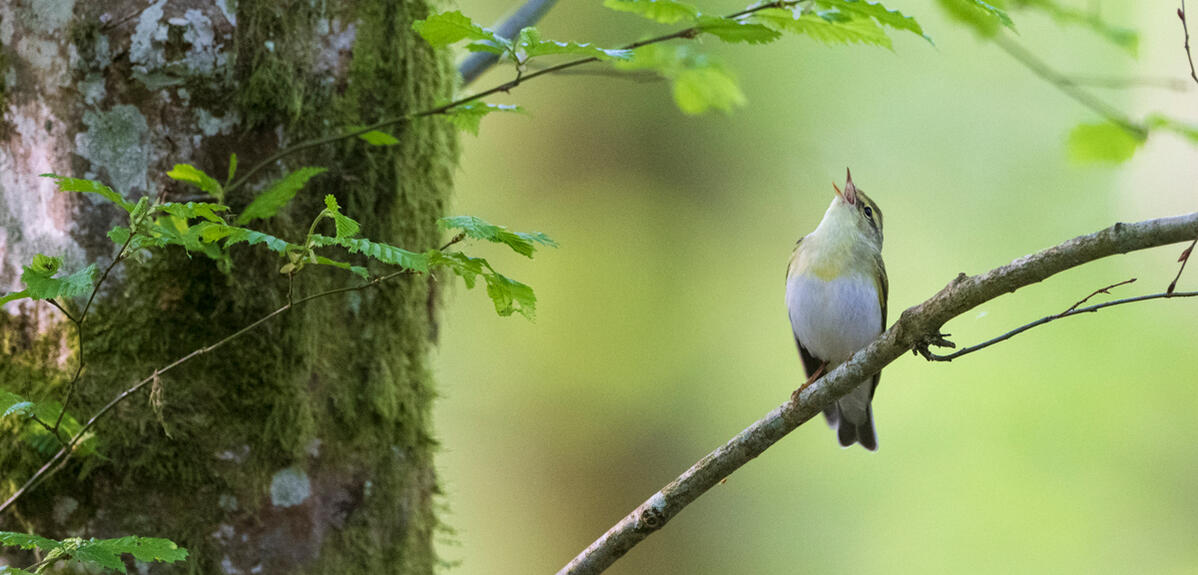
[
  {"left": 438, "top": 215, "right": 557, "bottom": 258},
  {"left": 75, "top": 536, "right": 189, "bottom": 566},
  {"left": 754, "top": 9, "right": 893, "bottom": 49},
  {"left": 603, "top": 0, "right": 700, "bottom": 23},
  {"left": 515, "top": 27, "right": 633, "bottom": 62},
  {"left": 937, "top": 0, "right": 1015, "bottom": 36},
  {"left": 0, "top": 290, "right": 30, "bottom": 305},
  {"left": 311, "top": 235, "right": 430, "bottom": 272},
  {"left": 0, "top": 531, "right": 60, "bottom": 551},
  {"left": 314, "top": 256, "right": 370, "bottom": 279},
  {"left": 673, "top": 64, "right": 747, "bottom": 115},
  {"left": 156, "top": 202, "right": 230, "bottom": 223},
  {"left": 19, "top": 256, "right": 97, "bottom": 301},
  {"left": 0, "top": 565, "right": 36, "bottom": 574},
  {"left": 166, "top": 164, "right": 225, "bottom": 202},
  {"left": 237, "top": 167, "right": 328, "bottom": 224},
  {"left": 1, "top": 390, "right": 34, "bottom": 418},
  {"left": 201, "top": 225, "right": 293, "bottom": 253},
  {"left": 358, "top": 130, "right": 400, "bottom": 146},
  {"left": 484, "top": 270, "right": 537, "bottom": 319},
  {"left": 1148, "top": 114, "right": 1198, "bottom": 143},
  {"left": 41, "top": 174, "right": 135, "bottom": 212},
  {"left": 443, "top": 102, "right": 524, "bottom": 136},
  {"left": 413, "top": 10, "right": 504, "bottom": 48},
  {"left": 226, "top": 153, "right": 238, "bottom": 185},
  {"left": 815, "top": 0, "right": 930, "bottom": 42},
  {"left": 616, "top": 45, "right": 747, "bottom": 114},
  {"left": 322, "top": 195, "right": 361, "bottom": 239},
  {"left": 1067, "top": 122, "right": 1145, "bottom": 164},
  {"left": 697, "top": 16, "right": 782, "bottom": 44}
]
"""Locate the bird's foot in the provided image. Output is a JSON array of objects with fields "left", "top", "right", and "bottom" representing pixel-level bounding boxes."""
[
  {"left": 912, "top": 331, "right": 955, "bottom": 361},
  {"left": 790, "top": 361, "right": 827, "bottom": 404}
]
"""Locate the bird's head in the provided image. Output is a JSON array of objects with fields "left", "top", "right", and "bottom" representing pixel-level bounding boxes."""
[{"left": 830, "top": 168, "right": 883, "bottom": 247}]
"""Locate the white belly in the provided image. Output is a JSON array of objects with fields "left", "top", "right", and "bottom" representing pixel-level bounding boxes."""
[{"left": 786, "top": 273, "right": 882, "bottom": 364}]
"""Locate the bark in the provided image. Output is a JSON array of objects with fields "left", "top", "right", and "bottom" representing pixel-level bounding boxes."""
[{"left": 0, "top": 0, "right": 457, "bottom": 573}]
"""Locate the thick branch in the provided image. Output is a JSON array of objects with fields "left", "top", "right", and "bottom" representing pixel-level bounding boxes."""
[{"left": 556, "top": 212, "right": 1198, "bottom": 575}]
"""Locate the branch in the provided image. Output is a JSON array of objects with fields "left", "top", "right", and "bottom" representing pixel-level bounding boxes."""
[
  {"left": 226, "top": 0, "right": 799, "bottom": 195},
  {"left": 556, "top": 212, "right": 1198, "bottom": 575},
  {"left": 918, "top": 284, "right": 1198, "bottom": 362},
  {"left": 459, "top": 0, "right": 561, "bottom": 86},
  {"left": 994, "top": 33, "right": 1146, "bottom": 138},
  {"left": 0, "top": 268, "right": 417, "bottom": 518},
  {"left": 1181, "top": 0, "right": 1198, "bottom": 86}
]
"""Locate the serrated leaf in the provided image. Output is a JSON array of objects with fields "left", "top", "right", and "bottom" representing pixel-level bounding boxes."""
[
  {"left": 443, "top": 102, "right": 524, "bottom": 136},
  {"left": 603, "top": 0, "right": 700, "bottom": 24},
  {"left": 41, "top": 174, "right": 135, "bottom": 212},
  {"left": 1, "top": 390, "right": 33, "bottom": 417},
  {"left": 516, "top": 27, "right": 633, "bottom": 62},
  {"left": 755, "top": 10, "right": 893, "bottom": 49},
  {"left": 157, "top": 202, "right": 230, "bottom": 223},
  {"left": 237, "top": 167, "right": 328, "bottom": 224},
  {"left": 322, "top": 195, "right": 361, "bottom": 238},
  {"left": 71, "top": 541, "right": 125, "bottom": 572},
  {"left": 76, "top": 536, "right": 189, "bottom": 565},
  {"left": 166, "top": 164, "right": 224, "bottom": 201},
  {"left": 311, "top": 235, "right": 430, "bottom": 272},
  {"left": 438, "top": 215, "right": 557, "bottom": 257},
  {"left": 697, "top": 16, "right": 782, "bottom": 44},
  {"left": 203, "top": 225, "right": 293, "bottom": 253},
  {"left": 816, "top": 0, "right": 930, "bottom": 42},
  {"left": 358, "top": 130, "right": 400, "bottom": 146},
  {"left": 0, "top": 531, "right": 61, "bottom": 551},
  {"left": 1067, "top": 122, "right": 1145, "bottom": 164},
  {"left": 484, "top": 271, "right": 537, "bottom": 319},
  {"left": 413, "top": 10, "right": 504, "bottom": 48},
  {"left": 937, "top": 0, "right": 1014, "bottom": 36},
  {"left": 19, "top": 257, "right": 97, "bottom": 301}
]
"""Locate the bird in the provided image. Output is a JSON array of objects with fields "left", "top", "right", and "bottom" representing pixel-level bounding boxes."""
[{"left": 785, "top": 168, "right": 887, "bottom": 450}]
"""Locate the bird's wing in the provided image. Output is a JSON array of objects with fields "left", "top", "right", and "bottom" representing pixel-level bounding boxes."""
[
  {"left": 870, "top": 252, "right": 889, "bottom": 398},
  {"left": 788, "top": 237, "right": 827, "bottom": 379}
]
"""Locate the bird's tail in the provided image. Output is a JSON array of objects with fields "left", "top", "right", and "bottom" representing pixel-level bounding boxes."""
[{"left": 822, "top": 383, "right": 877, "bottom": 451}]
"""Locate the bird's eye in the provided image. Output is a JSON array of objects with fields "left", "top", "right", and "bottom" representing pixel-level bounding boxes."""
[{"left": 863, "top": 206, "right": 874, "bottom": 220}]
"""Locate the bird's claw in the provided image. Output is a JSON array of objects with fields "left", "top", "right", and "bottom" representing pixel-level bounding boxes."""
[{"left": 912, "top": 331, "right": 955, "bottom": 360}]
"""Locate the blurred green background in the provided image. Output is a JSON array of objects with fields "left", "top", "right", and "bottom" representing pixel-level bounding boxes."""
[{"left": 430, "top": 1, "right": 1198, "bottom": 573}]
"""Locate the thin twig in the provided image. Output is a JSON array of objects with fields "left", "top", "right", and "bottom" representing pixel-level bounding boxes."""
[
  {"left": 225, "top": 0, "right": 799, "bottom": 195},
  {"left": 459, "top": 0, "right": 561, "bottom": 86},
  {"left": 0, "top": 268, "right": 417, "bottom": 516},
  {"left": 52, "top": 233, "right": 136, "bottom": 434},
  {"left": 1061, "top": 74, "right": 1191, "bottom": 91},
  {"left": 994, "top": 34, "right": 1147, "bottom": 138},
  {"left": 556, "top": 212, "right": 1198, "bottom": 575},
  {"left": 917, "top": 282, "right": 1198, "bottom": 363},
  {"left": 1060, "top": 277, "right": 1136, "bottom": 314},
  {"left": 1167, "top": 238, "right": 1196, "bottom": 293},
  {"left": 1181, "top": 0, "right": 1198, "bottom": 86}
]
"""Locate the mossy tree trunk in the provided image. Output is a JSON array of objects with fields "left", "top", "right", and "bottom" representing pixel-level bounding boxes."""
[{"left": 0, "top": 0, "right": 457, "bottom": 573}]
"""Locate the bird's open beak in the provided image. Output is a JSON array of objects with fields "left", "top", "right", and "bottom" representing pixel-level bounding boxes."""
[{"left": 835, "top": 168, "right": 857, "bottom": 205}]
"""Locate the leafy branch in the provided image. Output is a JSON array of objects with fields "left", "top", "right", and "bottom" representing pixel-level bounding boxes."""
[
  {"left": 0, "top": 531, "right": 187, "bottom": 574},
  {"left": 225, "top": 0, "right": 958, "bottom": 194},
  {"left": 556, "top": 212, "right": 1198, "bottom": 575}
]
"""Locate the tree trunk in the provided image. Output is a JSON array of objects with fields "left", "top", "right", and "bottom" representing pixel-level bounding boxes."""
[{"left": 0, "top": 0, "right": 457, "bottom": 573}]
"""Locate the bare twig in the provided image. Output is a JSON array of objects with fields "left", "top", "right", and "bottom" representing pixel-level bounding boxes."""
[
  {"left": 1181, "top": 0, "right": 1198, "bottom": 86},
  {"left": 1061, "top": 75, "right": 1191, "bottom": 91},
  {"left": 1061, "top": 277, "right": 1137, "bottom": 314},
  {"left": 917, "top": 282, "right": 1198, "bottom": 362},
  {"left": 1167, "top": 238, "right": 1196, "bottom": 293},
  {"left": 459, "top": 0, "right": 561, "bottom": 86},
  {"left": 0, "top": 268, "right": 418, "bottom": 516},
  {"left": 556, "top": 212, "right": 1198, "bottom": 575},
  {"left": 994, "top": 34, "right": 1147, "bottom": 138},
  {"left": 226, "top": 0, "right": 800, "bottom": 195}
]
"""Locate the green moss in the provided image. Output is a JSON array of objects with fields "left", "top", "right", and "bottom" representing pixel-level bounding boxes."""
[{"left": 3, "top": 0, "right": 457, "bottom": 573}]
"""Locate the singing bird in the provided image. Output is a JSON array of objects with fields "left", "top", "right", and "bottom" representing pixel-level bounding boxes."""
[{"left": 786, "top": 169, "right": 887, "bottom": 450}]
